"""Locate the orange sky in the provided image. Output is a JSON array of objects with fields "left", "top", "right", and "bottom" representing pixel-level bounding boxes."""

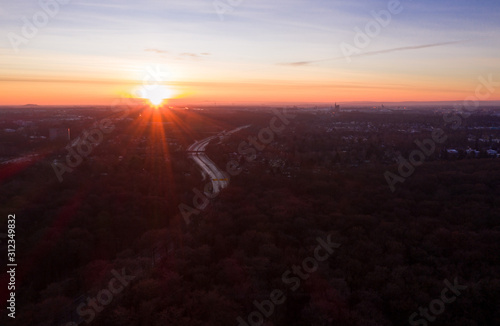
[
  {"left": 1, "top": 76, "right": 494, "bottom": 106},
  {"left": 1, "top": 1, "right": 499, "bottom": 105}
]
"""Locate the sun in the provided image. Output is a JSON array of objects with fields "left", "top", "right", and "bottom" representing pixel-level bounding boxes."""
[{"left": 142, "top": 84, "right": 174, "bottom": 106}]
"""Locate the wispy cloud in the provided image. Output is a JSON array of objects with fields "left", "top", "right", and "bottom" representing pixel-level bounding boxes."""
[
  {"left": 145, "top": 48, "right": 169, "bottom": 54},
  {"left": 181, "top": 53, "right": 201, "bottom": 58},
  {"left": 145, "top": 49, "right": 211, "bottom": 60},
  {"left": 0, "top": 77, "right": 423, "bottom": 91},
  {"left": 347, "top": 40, "right": 467, "bottom": 60},
  {"left": 283, "top": 61, "right": 313, "bottom": 67},
  {"left": 179, "top": 52, "right": 211, "bottom": 59},
  {"left": 280, "top": 40, "right": 467, "bottom": 66}
]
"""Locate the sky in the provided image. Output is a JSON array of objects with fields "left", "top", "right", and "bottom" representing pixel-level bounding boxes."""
[{"left": 0, "top": 0, "right": 499, "bottom": 105}]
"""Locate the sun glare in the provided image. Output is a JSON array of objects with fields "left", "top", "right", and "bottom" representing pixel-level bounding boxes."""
[{"left": 142, "top": 84, "right": 174, "bottom": 106}]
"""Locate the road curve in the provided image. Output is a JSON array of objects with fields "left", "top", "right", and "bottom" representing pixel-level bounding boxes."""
[{"left": 187, "top": 125, "right": 250, "bottom": 196}]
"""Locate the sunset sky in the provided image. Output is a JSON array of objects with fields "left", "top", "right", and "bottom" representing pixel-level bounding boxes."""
[{"left": 1, "top": 0, "right": 499, "bottom": 105}]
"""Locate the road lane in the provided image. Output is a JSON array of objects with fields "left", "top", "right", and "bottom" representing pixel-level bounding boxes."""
[{"left": 187, "top": 126, "right": 249, "bottom": 196}]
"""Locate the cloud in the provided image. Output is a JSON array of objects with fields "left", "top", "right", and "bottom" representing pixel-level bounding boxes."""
[
  {"left": 144, "top": 49, "right": 211, "bottom": 60},
  {"left": 178, "top": 52, "right": 211, "bottom": 59},
  {"left": 181, "top": 53, "right": 200, "bottom": 58},
  {"left": 145, "top": 50, "right": 212, "bottom": 59},
  {"left": 145, "top": 49, "right": 169, "bottom": 54},
  {"left": 347, "top": 40, "right": 467, "bottom": 59},
  {"left": 280, "top": 40, "right": 467, "bottom": 66},
  {"left": 278, "top": 58, "right": 329, "bottom": 67},
  {"left": 284, "top": 61, "right": 313, "bottom": 67}
]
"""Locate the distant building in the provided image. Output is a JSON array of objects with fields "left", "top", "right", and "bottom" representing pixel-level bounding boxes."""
[
  {"left": 331, "top": 103, "right": 340, "bottom": 113},
  {"left": 466, "top": 149, "right": 480, "bottom": 157},
  {"left": 487, "top": 149, "right": 498, "bottom": 157},
  {"left": 49, "top": 128, "right": 70, "bottom": 141}
]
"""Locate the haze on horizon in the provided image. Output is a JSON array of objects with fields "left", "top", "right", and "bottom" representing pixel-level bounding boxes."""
[{"left": 0, "top": 0, "right": 499, "bottom": 105}]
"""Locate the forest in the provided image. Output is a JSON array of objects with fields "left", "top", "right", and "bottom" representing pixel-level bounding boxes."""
[{"left": 0, "top": 107, "right": 499, "bottom": 326}]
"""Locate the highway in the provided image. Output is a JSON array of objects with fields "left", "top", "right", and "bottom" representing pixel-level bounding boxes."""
[{"left": 187, "top": 125, "right": 250, "bottom": 196}]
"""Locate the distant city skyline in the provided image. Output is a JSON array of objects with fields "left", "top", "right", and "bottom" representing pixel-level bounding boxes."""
[{"left": 1, "top": 0, "right": 499, "bottom": 105}]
